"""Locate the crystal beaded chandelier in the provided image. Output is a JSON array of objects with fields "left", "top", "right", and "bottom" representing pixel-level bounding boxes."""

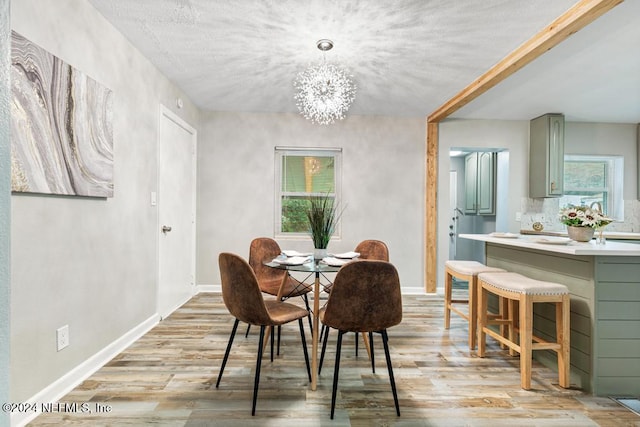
[{"left": 294, "top": 39, "right": 356, "bottom": 125}]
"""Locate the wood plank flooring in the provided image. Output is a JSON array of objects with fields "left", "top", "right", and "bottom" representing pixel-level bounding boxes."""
[{"left": 29, "top": 292, "right": 639, "bottom": 426}]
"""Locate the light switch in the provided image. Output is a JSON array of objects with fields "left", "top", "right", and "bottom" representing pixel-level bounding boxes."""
[{"left": 151, "top": 192, "right": 157, "bottom": 206}]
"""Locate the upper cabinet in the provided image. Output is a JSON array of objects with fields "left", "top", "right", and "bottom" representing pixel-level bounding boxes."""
[
  {"left": 529, "top": 113, "right": 564, "bottom": 198},
  {"left": 464, "top": 151, "right": 496, "bottom": 215}
]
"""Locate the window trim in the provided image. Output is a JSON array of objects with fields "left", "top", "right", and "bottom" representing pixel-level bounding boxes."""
[{"left": 274, "top": 146, "right": 343, "bottom": 240}]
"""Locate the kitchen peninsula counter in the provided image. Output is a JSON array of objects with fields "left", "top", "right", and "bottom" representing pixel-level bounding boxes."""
[
  {"left": 459, "top": 233, "right": 640, "bottom": 396},
  {"left": 519, "top": 229, "right": 640, "bottom": 241},
  {"left": 461, "top": 233, "right": 640, "bottom": 255}
]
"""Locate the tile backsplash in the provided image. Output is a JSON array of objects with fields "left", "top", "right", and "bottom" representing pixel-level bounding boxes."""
[{"left": 520, "top": 198, "right": 640, "bottom": 233}]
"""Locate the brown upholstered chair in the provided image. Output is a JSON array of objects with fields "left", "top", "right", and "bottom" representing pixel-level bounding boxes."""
[
  {"left": 319, "top": 260, "right": 402, "bottom": 419},
  {"left": 216, "top": 252, "right": 311, "bottom": 416},
  {"left": 355, "top": 239, "right": 389, "bottom": 262},
  {"left": 247, "top": 237, "right": 313, "bottom": 349},
  {"left": 322, "top": 239, "right": 390, "bottom": 355},
  {"left": 323, "top": 240, "right": 389, "bottom": 295},
  {"left": 249, "top": 237, "right": 313, "bottom": 300}
]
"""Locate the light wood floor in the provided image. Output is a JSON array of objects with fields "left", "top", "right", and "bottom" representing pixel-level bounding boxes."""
[{"left": 30, "top": 292, "right": 639, "bottom": 426}]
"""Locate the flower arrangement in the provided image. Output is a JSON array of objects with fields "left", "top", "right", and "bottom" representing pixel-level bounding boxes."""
[{"left": 559, "top": 205, "right": 613, "bottom": 228}]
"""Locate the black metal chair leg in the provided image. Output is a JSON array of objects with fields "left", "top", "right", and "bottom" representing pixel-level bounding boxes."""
[
  {"left": 370, "top": 331, "right": 375, "bottom": 373},
  {"left": 303, "top": 293, "right": 313, "bottom": 336},
  {"left": 245, "top": 323, "right": 251, "bottom": 338},
  {"left": 355, "top": 332, "right": 358, "bottom": 356},
  {"left": 270, "top": 325, "right": 275, "bottom": 362},
  {"left": 216, "top": 318, "right": 240, "bottom": 388},
  {"left": 331, "top": 330, "right": 345, "bottom": 419},
  {"left": 277, "top": 325, "right": 282, "bottom": 356},
  {"left": 298, "top": 319, "right": 311, "bottom": 382},
  {"left": 252, "top": 326, "right": 266, "bottom": 416},
  {"left": 381, "top": 329, "right": 400, "bottom": 416},
  {"left": 319, "top": 323, "right": 330, "bottom": 375}
]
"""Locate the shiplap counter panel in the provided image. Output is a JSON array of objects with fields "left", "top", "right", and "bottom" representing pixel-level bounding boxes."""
[
  {"left": 460, "top": 234, "right": 640, "bottom": 396},
  {"left": 594, "top": 257, "right": 640, "bottom": 396}
]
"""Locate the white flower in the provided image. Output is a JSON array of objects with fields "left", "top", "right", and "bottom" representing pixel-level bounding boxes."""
[{"left": 559, "top": 205, "right": 614, "bottom": 228}]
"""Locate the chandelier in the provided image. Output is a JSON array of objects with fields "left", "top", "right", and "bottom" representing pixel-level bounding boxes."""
[{"left": 294, "top": 39, "right": 356, "bottom": 125}]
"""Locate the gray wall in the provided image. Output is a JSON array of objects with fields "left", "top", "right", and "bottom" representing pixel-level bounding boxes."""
[
  {"left": 196, "top": 111, "right": 426, "bottom": 290},
  {"left": 10, "top": 0, "right": 199, "bottom": 402},
  {"left": 1, "top": 0, "right": 11, "bottom": 425}
]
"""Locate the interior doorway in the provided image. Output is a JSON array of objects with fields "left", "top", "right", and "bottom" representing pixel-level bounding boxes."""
[{"left": 448, "top": 148, "right": 508, "bottom": 263}]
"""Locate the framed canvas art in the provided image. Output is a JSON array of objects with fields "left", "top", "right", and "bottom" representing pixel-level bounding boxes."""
[{"left": 11, "top": 31, "right": 114, "bottom": 197}]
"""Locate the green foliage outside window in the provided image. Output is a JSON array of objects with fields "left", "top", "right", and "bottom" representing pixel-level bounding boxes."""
[{"left": 282, "top": 197, "right": 311, "bottom": 233}]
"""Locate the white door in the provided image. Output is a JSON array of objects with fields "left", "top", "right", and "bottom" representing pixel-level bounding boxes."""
[{"left": 158, "top": 105, "right": 196, "bottom": 319}]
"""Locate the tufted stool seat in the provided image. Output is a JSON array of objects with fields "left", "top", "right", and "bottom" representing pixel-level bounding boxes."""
[
  {"left": 477, "top": 271, "right": 570, "bottom": 390},
  {"left": 444, "top": 260, "right": 506, "bottom": 349}
]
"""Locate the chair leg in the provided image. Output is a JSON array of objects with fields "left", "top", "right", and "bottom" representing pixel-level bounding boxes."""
[
  {"left": 270, "top": 326, "right": 275, "bottom": 362},
  {"left": 519, "top": 296, "right": 533, "bottom": 390},
  {"left": 298, "top": 319, "right": 311, "bottom": 382},
  {"left": 355, "top": 332, "right": 358, "bottom": 356},
  {"left": 557, "top": 295, "right": 571, "bottom": 388},
  {"left": 381, "top": 329, "right": 400, "bottom": 416},
  {"left": 369, "top": 331, "right": 375, "bottom": 373},
  {"left": 444, "top": 270, "right": 452, "bottom": 329},
  {"left": 468, "top": 276, "right": 477, "bottom": 350},
  {"left": 507, "top": 299, "right": 517, "bottom": 357},
  {"left": 277, "top": 325, "right": 281, "bottom": 356},
  {"left": 252, "top": 326, "right": 266, "bottom": 416},
  {"left": 478, "top": 286, "right": 488, "bottom": 358},
  {"left": 331, "top": 330, "right": 345, "bottom": 420},
  {"left": 319, "top": 323, "right": 330, "bottom": 375},
  {"left": 245, "top": 323, "right": 251, "bottom": 338},
  {"left": 216, "top": 318, "right": 240, "bottom": 388},
  {"left": 303, "top": 293, "right": 313, "bottom": 336}
]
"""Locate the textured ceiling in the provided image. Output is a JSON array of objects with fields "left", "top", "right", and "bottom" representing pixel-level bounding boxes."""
[{"left": 87, "top": 0, "right": 638, "bottom": 123}]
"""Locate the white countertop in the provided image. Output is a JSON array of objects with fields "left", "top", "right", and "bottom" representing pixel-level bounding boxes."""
[
  {"left": 520, "top": 229, "right": 640, "bottom": 240},
  {"left": 459, "top": 233, "right": 640, "bottom": 256}
]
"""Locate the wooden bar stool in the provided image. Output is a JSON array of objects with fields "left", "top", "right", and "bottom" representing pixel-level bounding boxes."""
[
  {"left": 477, "top": 271, "right": 570, "bottom": 390},
  {"left": 444, "top": 260, "right": 505, "bottom": 349}
]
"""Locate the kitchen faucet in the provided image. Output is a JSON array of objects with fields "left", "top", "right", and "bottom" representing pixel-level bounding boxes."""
[{"left": 590, "top": 201, "right": 603, "bottom": 213}]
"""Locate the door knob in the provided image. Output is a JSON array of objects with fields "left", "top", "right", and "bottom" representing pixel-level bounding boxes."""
[{"left": 162, "top": 225, "right": 172, "bottom": 233}]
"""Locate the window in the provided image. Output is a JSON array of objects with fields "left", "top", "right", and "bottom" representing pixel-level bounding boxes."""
[
  {"left": 275, "top": 147, "right": 342, "bottom": 237},
  {"left": 560, "top": 155, "right": 623, "bottom": 220}
]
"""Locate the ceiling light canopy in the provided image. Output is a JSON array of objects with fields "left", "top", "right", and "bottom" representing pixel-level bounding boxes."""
[{"left": 294, "top": 39, "right": 356, "bottom": 125}]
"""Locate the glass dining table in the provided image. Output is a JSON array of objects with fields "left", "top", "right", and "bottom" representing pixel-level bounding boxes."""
[{"left": 264, "top": 258, "right": 341, "bottom": 391}]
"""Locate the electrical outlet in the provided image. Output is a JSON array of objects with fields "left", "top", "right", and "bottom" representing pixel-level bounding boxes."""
[
  {"left": 515, "top": 211, "right": 522, "bottom": 221},
  {"left": 56, "top": 325, "right": 69, "bottom": 351}
]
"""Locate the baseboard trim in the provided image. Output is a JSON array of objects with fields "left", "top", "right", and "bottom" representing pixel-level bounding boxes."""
[
  {"left": 12, "top": 313, "right": 160, "bottom": 427},
  {"left": 196, "top": 284, "right": 220, "bottom": 293},
  {"left": 196, "top": 284, "right": 431, "bottom": 295}
]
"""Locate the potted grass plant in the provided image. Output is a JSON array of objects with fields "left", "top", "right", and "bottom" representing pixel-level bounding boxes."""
[{"left": 307, "top": 193, "right": 342, "bottom": 260}]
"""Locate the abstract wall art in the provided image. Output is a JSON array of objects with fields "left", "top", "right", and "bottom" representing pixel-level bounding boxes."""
[{"left": 10, "top": 31, "right": 114, "bottom": 198}]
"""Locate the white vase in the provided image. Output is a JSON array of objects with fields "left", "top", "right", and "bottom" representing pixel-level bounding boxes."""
[
  {"left": 313, "top": 248, "right": 328, "bottom": 262},
  {"left": 567, "top": 226, "right": 595, "bottom": 242}
]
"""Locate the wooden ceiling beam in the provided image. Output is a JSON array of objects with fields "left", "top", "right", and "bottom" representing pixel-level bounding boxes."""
[{"left": 424, "top": 0, "right": 623, "bottom": 293}]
